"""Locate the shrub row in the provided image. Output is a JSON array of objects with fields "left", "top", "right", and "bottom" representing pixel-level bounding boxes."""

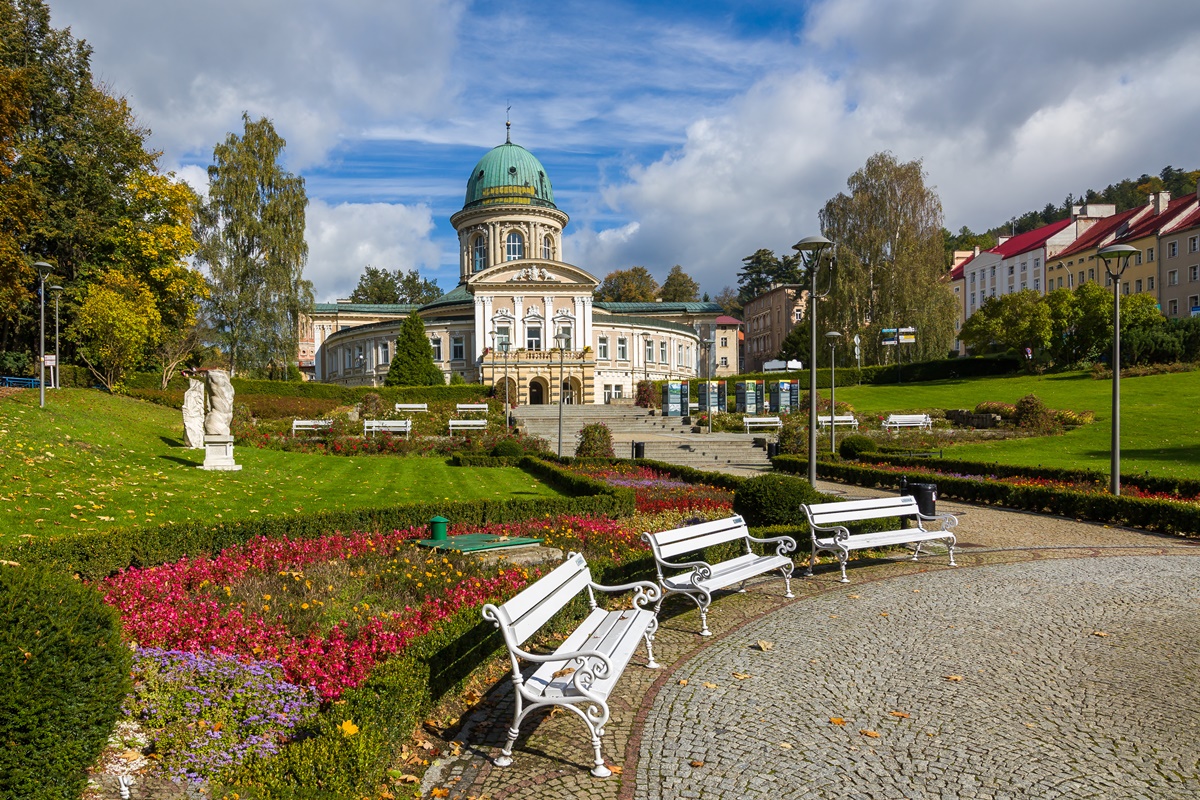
[
  {"left": 4, "top": 458, "right": 633, "bottom": 581},
  {"left": 773, "top": 456, "right": 1200, "bottom": 537},
  {"left": 859, "top": 452, "right": 1200, "bottom": 499}
]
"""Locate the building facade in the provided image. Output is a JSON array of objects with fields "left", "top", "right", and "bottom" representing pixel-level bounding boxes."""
[
  {"left": 742, "top": 284, "right": 806, "bottom": 373},
  {"left": 1159, "top": 203, "right": 1200, "bottom": 319},
  {"left": 299, "top": 137, "right": 722, "bottom": 403}
]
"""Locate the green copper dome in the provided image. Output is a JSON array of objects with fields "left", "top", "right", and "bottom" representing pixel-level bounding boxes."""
[{"left": 463, "top": 141, "right": 556, "bottom": 210}]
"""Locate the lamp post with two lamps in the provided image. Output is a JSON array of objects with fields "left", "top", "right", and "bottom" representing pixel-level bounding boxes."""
[
  {"left": 490, "top": 332, "right": 513, "bottom": 430},
  {"left": 1097, "top": 244, "right": 1138, "bottom": 496},
  {"left": 825, "top": 331, "right": 842, "bottom": 454},
  {"left": 34, "top": 262, "right": 52, "bottom": 408},
  {"left": 703, "top": 335, "right": 716, "bottom": 435},
  {"left": 792, "top": 237, "right": 836, "bottom": 486},
  {"left": 555, "top": 331, "right": 571, "bottom": 457}
]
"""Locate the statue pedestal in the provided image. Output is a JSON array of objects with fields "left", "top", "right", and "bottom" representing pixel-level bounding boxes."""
[{"left": 200, "top": 435, "right": 242, "bottom": 471}]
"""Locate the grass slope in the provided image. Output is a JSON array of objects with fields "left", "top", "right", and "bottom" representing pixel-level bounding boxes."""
[
  {"left": 836, "top": 370, "right": 1200, "bottom": 478},
  {"left": 0, "top": 389, "right": 562, "bottom": 544}
]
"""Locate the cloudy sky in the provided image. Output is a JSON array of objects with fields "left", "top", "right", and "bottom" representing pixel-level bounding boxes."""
[{"left": 50, "top": 0, "right": 1200, "bottom": 302}]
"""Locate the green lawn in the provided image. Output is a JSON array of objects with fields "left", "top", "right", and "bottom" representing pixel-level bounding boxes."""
[
  {"left": 0, "top": 389, "right": 562, "bottom": 544},
  {"left": 834, "top": 370, "right": 1200, "bottom": 479}
]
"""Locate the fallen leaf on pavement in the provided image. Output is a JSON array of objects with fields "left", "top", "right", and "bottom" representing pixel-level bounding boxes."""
[
  {"left": 677, "top": 679, "right": 689, "bottom": 686},
  {"left": 690, "top": 760, "right": 705, "bottom": 768},
  {"left": 829, "top": 717, "right": 846, "bottom": 725},
  {"left": 889, "top": 711, "right": 911, "bottom": 719},
  {"left": 860, "top": 730, "right": 881, "bottom": 738},
  {"left": 732, "top": 672, "right": 751, "bottom": 680},
  {"left": 1092, "top": 631, "right": 1109, "bottom": 637},
  {"left": 944, "top": 675, "right": 964, "bottom": 682},
  {"left": 756, "top": 640, "right": 774, "bottom": 651},
  {"left": 779, "top": 742, "right": 793, "bottom": 749},
  {"left": 703, "top": 682, "right": 719, "bottom": 689}
]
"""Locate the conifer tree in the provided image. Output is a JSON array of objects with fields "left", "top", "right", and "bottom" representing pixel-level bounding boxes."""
[{"left": 385, "top": 314, "right": 444, "bottom": 386}]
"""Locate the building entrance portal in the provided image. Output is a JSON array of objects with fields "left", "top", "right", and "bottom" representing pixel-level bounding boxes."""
[{"left": 528, "top": 379, "right": 546, "bottom": 405}]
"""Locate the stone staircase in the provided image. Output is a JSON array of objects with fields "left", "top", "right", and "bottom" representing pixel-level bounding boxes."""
[{"left": 513, "top": 405, "right": 772, "bottom": 474}]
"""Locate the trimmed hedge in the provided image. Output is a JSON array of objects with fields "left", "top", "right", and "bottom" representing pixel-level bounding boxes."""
[
  {"left": 733, "top": 474, "right": 826, "bottom": 527},
  {"left": 4, "top": 458, "right": 634, "bottom": 580},
  {"left": 0, "top": 565, "right": 131, "bottom": 800},
  {"left": 772, "top": 455, "right": 1200, "bottom": 537}
]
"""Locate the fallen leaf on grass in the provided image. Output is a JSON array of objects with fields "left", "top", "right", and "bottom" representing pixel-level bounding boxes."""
[
  {"left": 860, "top": 729, "right": 881, "bottom": 738},
  {"left": 732, "top": 672, "right": 751, "bottom": 680},
  {"left": 889, "top": 711, "right": 911, "bottom": 719},
  {"left": 944, "top": 675, "right": 964, "bottom": 682},
  {"left": 430, "top": 789, "right": 449, "bottom": 798},
  {"left": 829, "top": 717, "right": 846, "bottom": 726},
  {"left": 690, "top": 760, "right": 705, "bottom": 768}
]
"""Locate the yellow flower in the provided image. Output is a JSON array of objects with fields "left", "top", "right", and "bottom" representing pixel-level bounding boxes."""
[
  {"left": 339, "top": 720, "right": 359, "bottom": 737},
  {"left": 301, "top": 603, "right": 309, "bottom": 609}
]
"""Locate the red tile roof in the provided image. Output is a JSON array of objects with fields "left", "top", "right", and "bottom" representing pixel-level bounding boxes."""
[
  {"left": 715, "top": 315, "right": 743, "bottom": 325},
  {"left": 1168, "top": 205, "right": 1200, "bottom": 233},
  {"left": 1053, "top": 207, "right": 1147, "bottom": 260},
  {"left": 1115, "top": 195, "right": 1197, "bottom": 242},
  {"left": 991, "top": 218, "right": 1073, "bottom": 258}
]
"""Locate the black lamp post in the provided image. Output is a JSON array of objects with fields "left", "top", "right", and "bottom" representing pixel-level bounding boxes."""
[
  {"left": 792, "top": 236, "right": 835, "bottom": 486},
  {"left": 50, "top": 285, "right": 63, "bottom": 389},
  {"left": 34, "top": 262, "right": 51, "bottom": 408},
  {"left": 555, "top": 331, "right": 571, "bottom": 457},
  {"left": 1097, "top": 244, "right": 1138, "bottom": 496},
  {"left": 826, "top": 331, "right": 842, "bottom": 454}
]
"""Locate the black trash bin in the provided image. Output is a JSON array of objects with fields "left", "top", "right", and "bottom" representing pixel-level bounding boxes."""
[
  {"left": 899, "top": 476, "right": 937, "bottom": 527},
  {"left": 766, "top": 442, "right": 780, "bottom": 458},
  {"left": 632, "top": 441, "right": 645, "bottom": 459}
]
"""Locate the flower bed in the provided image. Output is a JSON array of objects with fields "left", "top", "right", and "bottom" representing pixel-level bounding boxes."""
[{"left": 569, "top": 463, "right": 734, "bottom": 515}]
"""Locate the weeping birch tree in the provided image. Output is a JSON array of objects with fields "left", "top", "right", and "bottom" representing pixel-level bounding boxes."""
[
  {"left": 195, "top": 114, "right": 312, "bottom": 376},
  {"left": 817, "top": 153, "right": 957, "bottom": 365}
]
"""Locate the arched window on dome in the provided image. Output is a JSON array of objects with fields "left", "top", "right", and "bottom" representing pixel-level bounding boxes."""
[
  {"left": 506, "top": 231, "right": 524, "bottom": 261},
  {"left": 541, "top": 235, "right": 553, "bottom": 260},
  {"left": 472, "top": 236, "right": 487, "bottom": 272}
]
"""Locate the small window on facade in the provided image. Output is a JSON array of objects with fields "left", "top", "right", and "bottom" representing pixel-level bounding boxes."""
[
  {"left": 1135, "top": 253, "right": 1142, "bottom": 266},
  {"left": 1190, "top": 295, "right": 1199, "bottom": 311},
  {"left": 1148, "top": 276, "right": 1155, "bottom": 290},
  {"left": 645, "top": 339, "right": 654, "bottom": 362},
  {"left": 1169, "top": 241, "right": 1178, "bottom": 258},
  {"left": 556, "top": 326, "right": 572, "bottom": 351},
  {"left": 661, "top": 342, "right": 668, "bottom": 363},
  {"left": 1020, "top": 261, "right": 1027, "bottom": 272},
  {"left": 378, "top": 342, "right": 390, "bottom": 364},
  {"left": 1135, "top": 279, "right": 1142, "bottom": 293},
  {"left": 506, "top": 231, "right": 524, "bottom": 261},
  {"left": 1191, "top": 265, "right": 1199, "bottom": 282},
  {"left": 598, "top": 336, "right": 609, "bottom": 359},
  {"left": 542, "top": 235, "right": 552, "bottom": 260},
  {"left": 612, "top": 384, "right": 623, "bottom": 399},
  {"left": 495, "top": 325, "right": 510, "bottom": 349},
  {"left": 1008, "top": 265, "right": 1014, "bottom": 275},
  {"left": 990, "top": 266, "right": 996, "bottom": 278},
  {"left": 451, "top": 336, "right": 465, "bottom": 361},
  {"left": 720, "top": 337, "right": 728, "bottom": 347},
  {"left": 1190, "top": 236, "right": 1199, "bottom": 253},
  {"left": 1079, "top": 271, "right": 1085, "bottom": 285},
  {"left": 1123, "top": 282, "right": 1130, "bottom": 295},
  {"left": 719, "top": 356, "right": 728, "bottom": 367},
  {"left": 430, "top": 337, "right": 442, "bottom": 361},
  {"left": 1169, "top": 299, "right": 1179, "bottom": 316},
  {"left": 1147, "top": 247, "right": 1155, "bottom": 263},
  {"left": 473, "top": 236, "right": 487, "bottom": 272},
  {"left": 526, "top": 325, "right": 542, "bottom": 351},
  {"left": 793, "top": 308, "right": 803, "bottom": 322},
  {"left": 1088, "top": 268, "right": 1095, "bottom": 281},
  {"left": 617, "top": 337, "right": 628, "bottom": 360},
  {"left": 1034, "top": 258, "right": 1040, "bottom": 270},
  {"left": 1170, "top": 270, "right": 1179, "bottom": 286}
]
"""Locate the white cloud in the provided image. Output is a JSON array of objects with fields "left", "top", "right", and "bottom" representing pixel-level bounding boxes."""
[
  {"left": 52, "top": 0, "right": 466, "bottom": 170},
  {"left": 304, "top": 201, "right": 443, "bottom": 302}
]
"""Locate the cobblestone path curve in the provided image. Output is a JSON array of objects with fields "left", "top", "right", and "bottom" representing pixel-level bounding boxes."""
[{"left": 634, "top": 556, "right": 1200, "bottom": 800}]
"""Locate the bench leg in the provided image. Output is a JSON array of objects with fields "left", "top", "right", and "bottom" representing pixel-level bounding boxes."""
[
  {"left": 495, "top": 724, "right": 520, "bottom": 768},
  {"left": 837, "top": 552, "right": 850, "bottom": 583},
  {"left": 948, "top": 542, "right": 957, "bottom": 567},
  {"left": 644, "top": 619, "right": 660, "bottom": 670},
  {"left": 781, "top": 566, "right": 794, "bottom": 598},
  {"left": 736, "top": 580, "right": 747, "bottom": 593},
  {"left": 911, "top": 542, "right": 923, "bottom": 562},
  {"left": 589, "top": 733, "right": 612, "bottom": 778},
  {"left": 698, "top": 600, "right": 712, "bottom": 636}
]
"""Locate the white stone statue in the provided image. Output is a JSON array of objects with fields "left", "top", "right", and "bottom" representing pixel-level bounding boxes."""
[
  {"left": 204, "top": 369, "right": 235, "bottom": 436},
  {"left": 182, "top": 378, "right": 206, "bottom": 448}
]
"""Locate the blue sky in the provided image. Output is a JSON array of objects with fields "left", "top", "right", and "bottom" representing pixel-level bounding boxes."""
[{"left": 51, "top": 0, "right": 1200, "bottom": 302}]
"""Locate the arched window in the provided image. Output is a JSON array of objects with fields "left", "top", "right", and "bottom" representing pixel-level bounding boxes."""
[
  {"left": 472, "top": 236, "right": 487, "bottom": 272},
  {"left": 506, "top": 231, "right": 524, "bottom": 261},
  {"left": 541, "top": 235, "right": 552, "bottom": 260}
]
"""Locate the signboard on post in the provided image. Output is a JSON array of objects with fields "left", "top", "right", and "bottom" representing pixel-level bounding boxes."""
[
  {"left": 735, "top": 380, "right": 763, "bottom": 414},
  {"left": 697, "top": 380, "right": 726, "bottom": 414},
  {"left": 661, "top": 382, "right": 687, "bottom": 417}
]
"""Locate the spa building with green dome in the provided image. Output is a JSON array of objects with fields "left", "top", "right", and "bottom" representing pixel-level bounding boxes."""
[{"left": 300, "top": 135, "right": 737, "bottom": 404}]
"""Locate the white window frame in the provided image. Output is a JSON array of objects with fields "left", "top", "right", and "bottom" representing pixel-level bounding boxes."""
[
  {"left": 660, "top": 341, "right": 668, "bottom": 364},
  {"left": 598, "top": 336, "right": 609, "bottom": 359},
  {"left": 473, "top": 236, "right": 487, "bottom": 272},
  {"left": 1169, "top": 270, "right": 1179, "bottom": 286},
  {"left": 526, "top": 325, "right": 542, "bottom": 351},
  {"left": 430, "top": 337, "right": 442, "bottom": 361},
  {"left": 451, "top": 336, "right": 465, "bottom": 361},
  {"left": 505, "top": 231, "right": 524, "bottom": 261},
  {"left": 541, "top": 235, "right": 552, "bottom": 260},
  {"left": 617, "top": 337, "right": 628, "bottom": 360},
  {"left": 645, "top": 338, "right": 654, "bottom": 362}
]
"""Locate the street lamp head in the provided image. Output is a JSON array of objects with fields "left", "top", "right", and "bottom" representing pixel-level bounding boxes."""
[
  {"left": 792, "top": 235, "right": 832, "bottom": 253},
  {"left": 554, "top": 332, "right": 571, "bottom": 349},
  {"left": 825, "top": 331, "right": 842, "bottom": 341},
  {"left": 1097, "top": 244, "right": 1138, "bottom": 278},
  {"left": 33, "top": 260, "right": 52, "bottom": 274},
  {"left": 499, "top": 340, "right": 510, "bottom": 354},
  {"left": 50, "top": 284, "right": 63, "bottom": 294}
]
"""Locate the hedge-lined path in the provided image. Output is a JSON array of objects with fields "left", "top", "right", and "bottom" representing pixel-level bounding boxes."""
[{"left": 421, "top": 487, "right": 1200, "bottom": 800}]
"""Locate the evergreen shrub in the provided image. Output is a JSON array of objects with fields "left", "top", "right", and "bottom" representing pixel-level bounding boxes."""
[
  {"left": 0, "top": 565, "right": 131, "bottom": 800},
  {"left": 1013, "top": 394, "right": 1059, "bottom": 433},
  {"left": 732, "top": 474, "right": 825, "bottom": 527},
  {"left": 838, "top": 434, "right": 878, "bottom": 460},
  {"left": 490, "top": 439, "right": 524, "bottom": 458},
  {"left": 575, "top": 423, "right": 616, "bottom": 458}
]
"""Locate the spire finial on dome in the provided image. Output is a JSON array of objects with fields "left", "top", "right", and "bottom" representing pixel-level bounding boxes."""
[{"left": 505, "top": 103, "right": 511, "bottom": 143}]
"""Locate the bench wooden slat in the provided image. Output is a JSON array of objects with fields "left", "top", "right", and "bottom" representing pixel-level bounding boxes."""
[
  {"left": 528, "top": 608, "right": 654, "bottom": 700},
  {"left": 807, "top": 498, "right": 917, "bottom": 526},
  {"left": 504, "top": 557, "right": 595, "bottom": 646},
  {"left": 652, "top": 517, "right": 751, "bottom": 559}
]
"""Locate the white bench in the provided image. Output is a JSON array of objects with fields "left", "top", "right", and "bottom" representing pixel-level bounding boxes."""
[
  {"left": 394, "top": 403, "right": 429, "bottom": 413},
  {"left": 362, "top": 419, "right": 411, "bottom": 438},
  {"left": 291, "top": 419, "right": 332, "bottom": 437},
  {"left": 800, "top": 496, "right": 957, "bottom": 583},
  {"left": 456, "top": 402, "right": 490, "bottom": 415},
  {"left": 743, "top": 416, "right": 783, "bottom": 434},
  {"left": 642, "top": 515, "right": 796, "bottom": 636},
  {"left": 481, "top": 552, "right": 660, "bottom": 778},
  {"left": 448, "top": 418, "right": 487, "bottom": 434},
  {"left": 817, "top": 414, "right": 859, "bottom": 431},
  {"left": 883, "top": 413, "right": 932, "bottom": 431}
]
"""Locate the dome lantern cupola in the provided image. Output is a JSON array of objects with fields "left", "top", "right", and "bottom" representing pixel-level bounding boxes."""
[{"left": 463, "top": 141, "right": 557, "bottom": 211}]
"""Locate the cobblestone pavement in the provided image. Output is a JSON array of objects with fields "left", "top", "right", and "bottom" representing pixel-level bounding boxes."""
[{"left": 424, "top": 486, "right": 1200, "bottom": 800}]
